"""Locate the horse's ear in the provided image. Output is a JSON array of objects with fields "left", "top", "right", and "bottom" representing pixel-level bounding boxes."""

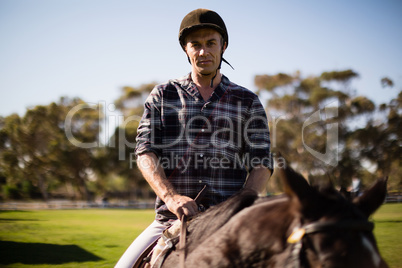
[
  {"left": 278, "top": 165, "right": 314, "bottom": 209},
  {"left": 353, "top": 177, "right": 388, "bottom": 218}
]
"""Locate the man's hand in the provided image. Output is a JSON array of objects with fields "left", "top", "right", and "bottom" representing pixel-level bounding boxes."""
[
  {"left": 165, "top": 194, "right": 198, "bottom": 220},
  {"left": 136, "top": 153, "right": 199, "bottom": 220}
]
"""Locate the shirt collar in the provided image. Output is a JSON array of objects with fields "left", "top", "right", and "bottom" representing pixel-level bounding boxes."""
[{"left": 175, "top": 73, "right": 230, "bottom": 101}]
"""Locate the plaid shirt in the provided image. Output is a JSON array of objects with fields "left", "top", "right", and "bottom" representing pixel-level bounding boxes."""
[{"left": 135, "top": 73, "right": 273, "bottom": 223}]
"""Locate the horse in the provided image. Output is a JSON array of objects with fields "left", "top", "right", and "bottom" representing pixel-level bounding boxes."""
[{"left": 144, "top": 165, "right": 389, "bottom": 268}]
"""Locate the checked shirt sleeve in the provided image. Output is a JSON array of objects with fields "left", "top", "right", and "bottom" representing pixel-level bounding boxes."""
[
  {"left": 135, "top": 86, "right": 163, "bottom": 158},
  {"left": 243, "top": 97, "right": 274, "bottom": 172}
]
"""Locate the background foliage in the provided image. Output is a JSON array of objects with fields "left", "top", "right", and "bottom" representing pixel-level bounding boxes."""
[{"left": 0, "top": 70, "right": 401, "bottom": 200}]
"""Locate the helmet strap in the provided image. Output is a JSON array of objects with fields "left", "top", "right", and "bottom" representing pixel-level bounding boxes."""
[
  {"left": 210, "top": 69, "right": 218, "bottom": 88},
  {"left": 209, "top": 51, "right": 223, "bottom": 88},
  {"left": 209, "top": 50, "right": 234, "bottom": 88},
  {"left": 222, "top": 57, "right": 234, "bottom": 70}
]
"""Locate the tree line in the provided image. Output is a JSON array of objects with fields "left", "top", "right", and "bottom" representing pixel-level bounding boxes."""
[{"left": 0, "top": 70, "right": 400, "bottom": 201}]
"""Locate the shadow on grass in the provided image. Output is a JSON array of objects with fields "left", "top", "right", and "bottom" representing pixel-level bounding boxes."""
[
  {"left": 0, "top": 241, "right": 103, "bottom": 265},
  {"left": 0, "top": 218, "right": 41, "bottom": 222}
]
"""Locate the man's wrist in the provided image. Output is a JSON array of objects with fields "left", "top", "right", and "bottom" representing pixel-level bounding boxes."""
[{"left": 162, "top": 191, "right": 180, "bottom": 204}]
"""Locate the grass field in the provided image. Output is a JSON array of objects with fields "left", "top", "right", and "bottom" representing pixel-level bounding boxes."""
[
  {"left": 0, "top": 203, "right": 401, "bottom": 268},
  {"left": 372, "top": 203, "right": 402, "bottom": 268}
]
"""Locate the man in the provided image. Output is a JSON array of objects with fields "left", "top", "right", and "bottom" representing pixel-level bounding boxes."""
[{"left": 115, "top": 8, "right": 273, "bottom": 268}]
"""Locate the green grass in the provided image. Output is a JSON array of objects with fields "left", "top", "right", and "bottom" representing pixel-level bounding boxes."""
[
  {"left": 0, "top": 203, "right": 401, "bottom": 268},
  {"left": 373, "top": 203, "right": 402, "bottom": 268},
  {"left": 0, "top": 209, "right": 155, "bottom": 267}
]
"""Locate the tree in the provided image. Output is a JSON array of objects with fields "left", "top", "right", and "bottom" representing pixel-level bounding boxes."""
[
  {"left": 104, "top": 83, "right": 157, "bottom": 199},
  {"left": 255, "top": 69, "right": 400, "bottom": 192},
  {"left": 0, "top": 97, "right": 103, "bottom": 200},
  {"left": 352, "top": 86, "right": 401, "bottom": 190}
]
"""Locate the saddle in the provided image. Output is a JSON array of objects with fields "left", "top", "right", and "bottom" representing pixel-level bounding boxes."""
[
  {"left": 133, "top": 186, "right": 208, "bottom": 268},
  {"left": 133, "top": 187, "right": 259, "bottom": 268},
  {"left": 147, "top": 219, "right": 185, "bottom": 268}
]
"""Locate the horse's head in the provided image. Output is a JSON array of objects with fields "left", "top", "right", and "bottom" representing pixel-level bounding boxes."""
[{"left": 279, "top": 166, "right": 389, "bottom": 268}]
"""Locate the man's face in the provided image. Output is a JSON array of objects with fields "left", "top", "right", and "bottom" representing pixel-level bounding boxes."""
[{"left": 184, "top": 28, "right": 226, "bottom": 76}]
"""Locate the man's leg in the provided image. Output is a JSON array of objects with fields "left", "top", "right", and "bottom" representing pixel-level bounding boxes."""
[{"left": 115, "top": 220, "right": 167, "bottom": 268}]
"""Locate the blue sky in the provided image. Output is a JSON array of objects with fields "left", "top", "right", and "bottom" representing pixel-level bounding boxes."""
[{"left": 1, "top": 0, "right": 401, "bottom": 117}]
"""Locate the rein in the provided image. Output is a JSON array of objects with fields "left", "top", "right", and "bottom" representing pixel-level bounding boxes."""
[
  {"left": 179, "top": 185, "right": 208, "bottom": 268},
  {"left": 286, "top": 219, "right": 374, "bottom": 268}
]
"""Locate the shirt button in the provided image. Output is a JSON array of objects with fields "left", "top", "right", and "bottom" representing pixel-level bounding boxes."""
[
  {"left": 201, "top": 129, "right": 205, "bottom": 132},
  {"left": 200, "top": 154, "right": 204, "bottom": 157},
  {"left": 199, "top": 180, "right": 203, "bottom": 183}
]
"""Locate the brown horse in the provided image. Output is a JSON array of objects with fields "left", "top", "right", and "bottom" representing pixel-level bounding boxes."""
[{"left": 151, "top": 166, "right": 389, "bottom": 268}]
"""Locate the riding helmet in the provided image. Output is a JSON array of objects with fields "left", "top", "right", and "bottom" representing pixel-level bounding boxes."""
[{"left": 179, "top": 8, "right": 229, "bottom": 49}]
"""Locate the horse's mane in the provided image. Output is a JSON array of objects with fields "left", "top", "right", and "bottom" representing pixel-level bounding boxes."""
[
  {"left": 185, "top": 189, "right": 259, "bottom": 252},
  {"left": 161, "top": 167, "right": 389, "bottom": 268},
  {"left": 184, "top": 182, "right": 362, "bottom": 254}
]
